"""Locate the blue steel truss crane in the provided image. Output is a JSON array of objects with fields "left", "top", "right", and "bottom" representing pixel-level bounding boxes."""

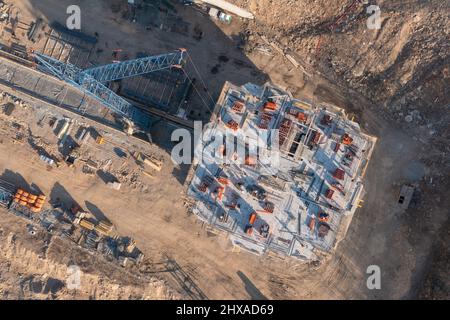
[{"left": 33, "top": 49, "right": 187, "bottom": 130}]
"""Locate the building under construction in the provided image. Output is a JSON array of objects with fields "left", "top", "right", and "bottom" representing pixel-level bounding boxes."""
[{"left": 188, "top": 82, "right": 377, "bottom": 260}]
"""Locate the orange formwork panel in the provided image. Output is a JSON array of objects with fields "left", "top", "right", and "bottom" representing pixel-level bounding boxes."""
[
  {"left": 216, "top": 186, "right": 225, "bottom": 201},
  {"left": 232, "top": 101, "right": 244, "bottom": 113},
  {"left": 217, "top": 177, "right": 229, "bottom": 185},
  {"left": 297, "top": 112, "right": 308, "bottom": 123},
  {"left": 341, "top": 133, "right": 353, "bottom": 145},
  {"left": 263, "top": 101, "right": 277, "bottom": 111},
  {"left": 225, "top": 120, "right": 239, "bottom": 131}
]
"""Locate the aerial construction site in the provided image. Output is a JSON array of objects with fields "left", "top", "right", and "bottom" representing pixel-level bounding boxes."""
[{"left": 0, "top": 0, "right": 448, "bottom": 301}]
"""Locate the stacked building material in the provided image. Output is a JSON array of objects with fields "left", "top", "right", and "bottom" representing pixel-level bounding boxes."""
[
  {"left": 12, "top": 189, "right": 46, "bottom": 213},
  {"left": 95, "top": 220, "right": 113, "bottom": 236},
  {"left": 79, "top": 219, "right": 95, "bottom": 231}
]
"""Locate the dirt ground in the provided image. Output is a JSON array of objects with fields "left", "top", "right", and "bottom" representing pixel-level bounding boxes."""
[{"left": 0, "top": 0, "right": 448, "bottom": 299}]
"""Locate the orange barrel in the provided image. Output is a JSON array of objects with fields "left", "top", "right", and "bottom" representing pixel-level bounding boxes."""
[
  {"left": 34, "top": 202, "right": 43, "bottom": 208},
  {"left": 35, "top": 204, "right": 44, "bottom": 209},
  {"left": 19, "top": 200, "right": 28, "bottom": 206},
  {"left": 16, "top": 189, "right": 24, "bottom": 195},
  {"left": 22, "top": 192, "right": 29, "bottom": 197},
  {"left": 31, "top": 206, "right": 41, "bottom": 213}
]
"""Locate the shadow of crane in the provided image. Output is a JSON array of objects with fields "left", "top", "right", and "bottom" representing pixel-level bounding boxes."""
[{"left": 142, "top": 256, "right": 208, "bottom": 300}]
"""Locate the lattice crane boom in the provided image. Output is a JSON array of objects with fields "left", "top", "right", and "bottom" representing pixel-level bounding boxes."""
[
  {"left": 33, "top": 49, "right": 187, "bottom": 128},
  {"left": 81, "top": 49, "right": 186, "bottom": 83},
  {"left": 34, "top": 52, "right": 134, "bottom": 119}
]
